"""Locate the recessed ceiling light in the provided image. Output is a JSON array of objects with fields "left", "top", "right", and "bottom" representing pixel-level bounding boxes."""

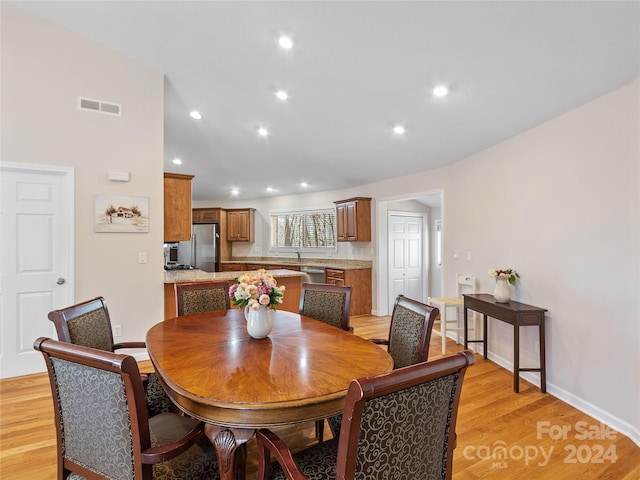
[
  {"left": 266, "top": 186, "right": 274, "bottom": 192},
  {"left": 278, "top": 35, "right": 294, "bottom": 49},
  {"left": 300, "top": 182, "right": 308, "bottom": 188},
  {"left": 172, "top": 158, "right": 182, "bottom": 165},
  {"left": 231, "top": 188, "right": 239, "bottom": 196},
  {"left": 189, "top": 110, "right": 202, "bottom": 120},
  {"left": 257, "top": 127, "right": 270, "bottom": 137},
  {"left": 275, "top": 90, "right": 289, "bottom": 101},
  {"left": 393, "top": 125, "right": 406, "bottom": 135},
  {"left": 433, "top": 85, "right": 449, "bottom": 97}
]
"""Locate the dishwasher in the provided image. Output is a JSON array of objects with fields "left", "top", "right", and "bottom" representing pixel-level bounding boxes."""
[{"left": 300, "top": 266, "right": 326, "bottom": 284}]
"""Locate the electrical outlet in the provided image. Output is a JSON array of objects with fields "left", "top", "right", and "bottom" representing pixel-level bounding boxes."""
[
  {"left": 113, "top": 325, "right": 122, "bottom": 337},
  {"left": 138, "top": 252, "right": 147, "bottom": 264}
]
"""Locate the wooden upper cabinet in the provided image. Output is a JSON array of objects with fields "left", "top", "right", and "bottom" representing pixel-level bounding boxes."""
[
  {"left": 164, "top": 173, "right": 194, "bottom": 242},
  {"left": 334, "top": 197, "right": 371, "bottom": 242},
  {"left": 193, "top": 208, "right": 221, "bottom": 224},
  {"left": 226, "top": 208, "right": 255, "bottom": 242}
]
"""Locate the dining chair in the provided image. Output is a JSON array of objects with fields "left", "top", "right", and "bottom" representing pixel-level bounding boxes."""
[
  {"left": 256, "top": 350, "right": 475, "bottom": 480},
  {"left": 298, "top": 282, "right": 353, "bottom": 441},
  {"left": 323, "top": 294, "right": 439, "bottom": 440},
  {"left": 175, "top": 281, "right": 230, "bottom": 316},
  {"left": 370, "top": 294, "right": 439, "bottom": 369},
  {"left": 299, "top": 282, "right": 353, "bottom": 331},
  {"left": 48, "top": 296, "right": 173, "bottom": 416},
  {"left": 428, "top": 275, "right": 477, "bottom": 355},
  {"left": 34, "top": 337, "right": 220, "bottom": 480}
]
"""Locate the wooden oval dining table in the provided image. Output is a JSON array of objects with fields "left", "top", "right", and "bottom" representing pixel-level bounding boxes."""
[{"left": 146, "top": 308, "right": 394, "bottom": 480}]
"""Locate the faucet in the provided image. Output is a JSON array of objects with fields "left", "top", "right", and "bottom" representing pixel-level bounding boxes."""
[{"left": 296, "top": 249, "right": 302, "bottom": 262}]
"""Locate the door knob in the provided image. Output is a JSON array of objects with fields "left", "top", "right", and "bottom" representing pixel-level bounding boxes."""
[{"left": 56, "top": 277, "right": 66, "bottom": 285}]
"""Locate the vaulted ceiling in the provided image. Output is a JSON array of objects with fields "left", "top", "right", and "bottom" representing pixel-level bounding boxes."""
[{"left": 13, "top": 1, "right": 640, "bottom": 200}]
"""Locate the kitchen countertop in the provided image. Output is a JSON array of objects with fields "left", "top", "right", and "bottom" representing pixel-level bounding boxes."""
[
  {"left": 221, "top": 258, "right": 372, "bottom": 270},
  {"left": 164, "top": 268, "right": 306, "bottom": 284}
]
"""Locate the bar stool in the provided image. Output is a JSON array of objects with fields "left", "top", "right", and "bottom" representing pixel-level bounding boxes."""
[{"left": 429, "top": 275, "right": 476, "bottom": 355}]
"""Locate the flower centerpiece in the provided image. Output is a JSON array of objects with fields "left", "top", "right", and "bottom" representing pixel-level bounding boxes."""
[
  {"left": 229, "top": 269, "right": 285, "bottom": 339},
  {"left": 488, "top": 268, "right": 519, "bottom": 303},
  {"left": 488, "top": 268, "right": 520, "bottom": 285},
  {"left": 229, "top": 269, "right": 285, "bottom": 310}
]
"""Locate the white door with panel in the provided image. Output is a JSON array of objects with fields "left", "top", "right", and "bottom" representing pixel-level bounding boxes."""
[
  {"left": 388, "top": 213, "right": 425, "bottom": 307},
  {"left": 0, "top": 163, "right": 73, "bottom": 378}
]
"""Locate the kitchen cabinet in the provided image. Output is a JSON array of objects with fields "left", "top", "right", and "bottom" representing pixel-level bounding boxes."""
[
  {"left": 334, "top": 197, "right": 371, "bottom": 242},
  {"left": 246, "top": 263, "right": 301, "bottom": 272},
  {"left": 326, "top": 268, "right": 372, "bottom": 316},
  {"left": 164, "top": 173, "right": 194, "bottom": 242},
  {"left": 227, "top": 208, "right": 255, "bottom": 242},
  {"left": 326, "top": 268, "right": 345, "bottom": 286},
  {"left": 192, "top": 208, "right": 221, "bottom": 224},
  {"left": 220, "top": 263, "right": 246, "bottom": 272}
]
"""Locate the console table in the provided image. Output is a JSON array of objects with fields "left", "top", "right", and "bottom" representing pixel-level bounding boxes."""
[{"left": 463, "top": 294, "right": 547, "bottom": 393}]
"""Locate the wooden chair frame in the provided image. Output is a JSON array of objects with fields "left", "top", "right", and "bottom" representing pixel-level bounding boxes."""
[
  {"left": 34, "top": 337, "right": 208, "bottom": 480},
  {"left": 370, "top": 294, "right": 439, "bottom": 365},
  {"left": 299, "top": 282, "right": 353, "bottom": 332},
  {"left": 48, "top": 296, "right": 145, "bottom": 352},
  {"left": 256, "top": 350, "right": 475, "bottom": 480},
  {"left": 175, "top": 281, "right": 231, "bottom": 316}
]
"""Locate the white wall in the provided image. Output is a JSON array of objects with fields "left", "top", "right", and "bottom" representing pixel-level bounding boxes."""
[
  {"left": 1, "top": 5, "right": 165, "bottom": 346},
  {"left": 446, "top": 79, "right": 639, "bottom": 442},
  {"left": 201, "top": 80, "right": 640, "bottom": 443}
]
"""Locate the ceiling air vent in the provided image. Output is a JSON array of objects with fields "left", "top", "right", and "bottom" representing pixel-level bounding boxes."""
[{"left": 78, "top": 97, "right": 121, "bottom": 116}]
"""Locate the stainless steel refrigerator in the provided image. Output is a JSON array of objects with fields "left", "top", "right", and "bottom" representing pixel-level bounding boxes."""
[{"left": 177, "top": 223, "right": 219, "bottom": 272}]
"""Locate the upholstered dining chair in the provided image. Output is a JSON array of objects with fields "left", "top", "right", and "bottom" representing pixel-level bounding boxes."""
[
  {"left": 256, "top": 350, "right": 475, "bottom": 480},
  {"left": 175, "top": 281, "right": 230, "bottom": 316},
  {"left": 299, "top": 283, "right": 353, "bottom": 332},
  {"left": 34, "top": 337, "right": 220, "bottom": 480},
  {"left": 324, "top": 294, "right": 439, "bottom": 440},
  {"left": 298, "top": 282, "right": 353, "bottom": 441},
  {"left": 48, "top": 296, "right": 173, "bottom": 416},
  {"left": 370, "top": 294, "right": 439, "bottom": 369}
]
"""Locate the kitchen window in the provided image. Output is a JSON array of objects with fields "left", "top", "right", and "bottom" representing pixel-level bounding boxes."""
[{"left": 270, "top": 208, "right": 336, "bottom": 251}]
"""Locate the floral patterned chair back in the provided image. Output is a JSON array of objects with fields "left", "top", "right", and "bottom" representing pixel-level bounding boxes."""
[
  {"left": 175, "top": 281, "right": 230, "bottom": 316},
  {"left": 256, "top": 350, "right": 475, "bottom": 480},
  {"left": 34, "top": 337, "right": 219, "bottom": 480},
  {"left": 299, "top": 283, "right": 353, "bottom": 331}
]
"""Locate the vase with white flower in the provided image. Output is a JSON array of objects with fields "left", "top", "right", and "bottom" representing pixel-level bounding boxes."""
[
  {"left": 228, "top": 269, "right": 285, "bottom": 338},
  {"left": 488, "top": 268, "right": 519, "bottom": 303}
]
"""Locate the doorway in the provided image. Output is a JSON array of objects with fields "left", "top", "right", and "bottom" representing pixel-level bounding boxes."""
[
  {"left": 377, "top": 192, "right": 442, "bottom": 316},
  {"left": 0, "top": 163, "right": 74, "bottom": 378},
  {"left": 388, "top": 212, "right": 426, "bottom": 306}
]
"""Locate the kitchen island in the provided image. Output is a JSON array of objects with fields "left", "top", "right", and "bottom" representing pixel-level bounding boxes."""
[{"left": 164, "top": 269, "right": 305, "bottom": 320}]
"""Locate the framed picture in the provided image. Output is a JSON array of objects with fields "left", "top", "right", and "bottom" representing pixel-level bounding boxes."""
[{"left": 94, "top": 194, "right": 149, "bottom": 233}]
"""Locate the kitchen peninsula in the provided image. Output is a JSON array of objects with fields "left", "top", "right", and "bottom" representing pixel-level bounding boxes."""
[
  {"left": 221, "top": 258, "right": 372, "bottom": 316},
  {"left": 164, "top": 268, "right": 305, "bottom": 320}
]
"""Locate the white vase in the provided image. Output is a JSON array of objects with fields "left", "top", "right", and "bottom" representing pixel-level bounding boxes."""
[
  {"left": 244, "top": 305, "right": 273, "bottom": 339},
  {"left": 493, "top": 277, "right": 511, "bottom": 303}
]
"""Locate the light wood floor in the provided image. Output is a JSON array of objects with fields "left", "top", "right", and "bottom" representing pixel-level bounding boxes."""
[{"left": 2, "top": 315, "right": 638, "bottom": 479}]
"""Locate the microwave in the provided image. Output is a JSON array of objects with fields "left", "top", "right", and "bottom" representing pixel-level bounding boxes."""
[{"left": 167, "top": 245, "right": 179, "bottom": 264}]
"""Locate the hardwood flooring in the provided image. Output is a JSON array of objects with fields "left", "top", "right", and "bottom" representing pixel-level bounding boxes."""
[{"left": 1, "top": 315, "right": 638, "bottom": 479}]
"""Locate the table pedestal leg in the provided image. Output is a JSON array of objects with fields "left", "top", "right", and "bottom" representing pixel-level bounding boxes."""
[{"left": 204, "top": 424, "right": 254, "bottom": 480}]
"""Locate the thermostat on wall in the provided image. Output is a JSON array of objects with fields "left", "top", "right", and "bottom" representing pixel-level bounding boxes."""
[{"left": 108, "top": 170, "right": 130, "bottom": 182}]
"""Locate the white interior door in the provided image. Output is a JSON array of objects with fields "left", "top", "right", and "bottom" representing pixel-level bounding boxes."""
[
  {"left": 0, "top": 163, "right": 74, "bottom": 378},
  {"left": 388, "top": 213, "right": 425, "bottom": 306}
]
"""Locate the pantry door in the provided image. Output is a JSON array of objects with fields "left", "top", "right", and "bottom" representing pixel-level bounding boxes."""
[{"left": 0, "top": 163, "right": 74, "bottom": 378}]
